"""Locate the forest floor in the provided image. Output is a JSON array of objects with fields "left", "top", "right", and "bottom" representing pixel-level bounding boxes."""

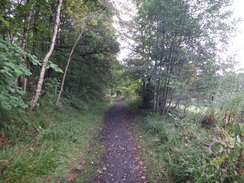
[{"left": 96, "top": 99, "right": 147, "bottom": 182}]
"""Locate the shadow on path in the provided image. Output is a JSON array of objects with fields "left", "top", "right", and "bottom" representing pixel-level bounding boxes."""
[{"left": 96, "top": 99, "right": 147, "bottom": 183}]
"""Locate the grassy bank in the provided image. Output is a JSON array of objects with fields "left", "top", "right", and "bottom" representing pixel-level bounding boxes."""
[
  {"left": 129, "top": 101, "right": 243, "bottom": 183},
  {"left": 0, "top": 96, "right": 115, "bottom": 183}
]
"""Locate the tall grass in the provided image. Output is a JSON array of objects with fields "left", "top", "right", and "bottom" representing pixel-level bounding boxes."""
[
  {"left": 0, "top": 95, "right": 115, "bottom": 182},
  {"left": 131, "top": 98, "right": 243, "bottom": 183}
]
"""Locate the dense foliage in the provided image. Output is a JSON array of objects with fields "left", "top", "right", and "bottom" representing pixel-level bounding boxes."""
[
  {"left": 0, "top": 0, "right": 119, "bottom": 111},
  {"left": 124, "top": 0, "right": 237, "bottom": 115}
]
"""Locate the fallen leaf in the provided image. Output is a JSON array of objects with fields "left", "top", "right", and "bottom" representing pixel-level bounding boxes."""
[
  {"left": 67, "top": 176, "right": 76, "bottom": 182},
  {"left": 79, "top": 161, "right": 86, "bottom": 166}
]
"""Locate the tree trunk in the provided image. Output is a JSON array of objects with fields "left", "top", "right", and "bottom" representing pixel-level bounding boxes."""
[
  {"left": 153, "top": 79, "right": 157, "bottom": 112},
  {"left": 161, "top": 78, "right": 170, "bottom": 115},
  {"left": 18, "top": 0, "right": 33, "bottom": 92},
  {"left": 153, "top": 22, "right": 162, "bottom": 113},
  {"left": 156, "top": 78, "right": 161, "bottom": 112},
  {"left": 56, "top": 22, "right": 85, "bottom": 104},
  {"left": 154, "top": 77, "right": 161, "bottom": 113},
  {"left": 30, "top": 0, "right": 63, "bottom": 110},
  {"left": 153, "top": 59, "right": 158, "bottom": 112},
  {"left": 166, "top": 88, "right": 175, "bottom": 114},
  {"left": 160, "top": 42, "right": 174, "bottom": 115},
  {"left": 76, "top": 65, "right": 84, "bottom": 89}
]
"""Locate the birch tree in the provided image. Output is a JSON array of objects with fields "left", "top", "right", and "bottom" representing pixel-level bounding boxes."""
[{"left": 30, "top": 0, "right": 63, "bottom": 110}]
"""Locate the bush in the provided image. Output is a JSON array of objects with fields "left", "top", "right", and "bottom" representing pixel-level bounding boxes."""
[{"left": 0, "top": 39, "right": 31, "bottom": 110}]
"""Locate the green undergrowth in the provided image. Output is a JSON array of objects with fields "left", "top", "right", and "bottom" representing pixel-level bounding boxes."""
[
  {"left": 0, "top": 95, "right": 115, "bottom": 183},
  {"left": 129, "top": 101, "right": 243, "bottom": 183}
]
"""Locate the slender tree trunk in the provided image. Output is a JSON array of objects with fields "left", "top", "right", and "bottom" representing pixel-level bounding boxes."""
[
  {"left": 153, "top": 28, "right": 159, "bottom": 112},
  {"left": 166, "top": 88, "right": 175, "bottom": 114},
  {"left": 160, "top": 41, "right": 174, "bottom": 115},
  {"left": 153, "top": 79, "right": 157, "bottom": 112},
  {"left": 18, "top": 0, "right": 33, "bottom": 92},
  {"left": 153, "top": 57, "right": 159, "bottom": 112},
  {"left": 155, "top": 62, "right": 163, "bottom": 113},
  {"left": 30, "top": 0, "right": 63, "bottom": 110},
  {"left": 161, "top": 77, "right": 171, "bottom": 115},
  {"left": 28, "top": 2, "right": 40, "bottom": 92},
  {"left": 160, "top": 29, "right": 183, "bottom": 115},
  {"left": 153, "top": 19, "right": 163, "bottom": 113},
  {"left": 154, "top": 76, "right": 161, "bottom": 112},
  {"left": 21, "top": 0, "right": 32, "bottom": 52},
  {"left": 156, "top": 78, "right": 161, "bottom": 112},
  {"left": 56, "top": 22, "right": 85, "bottom": 104},
  {"left": 55, "top": 10, "right": 101, "bottom": 104},
  {"left": 76, "top": 65, "right": 84, "bottom": 89}
]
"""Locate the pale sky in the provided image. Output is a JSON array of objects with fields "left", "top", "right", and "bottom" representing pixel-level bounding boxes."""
[{"left": 230, "top": 0, "right": 244, "bottom": 70}]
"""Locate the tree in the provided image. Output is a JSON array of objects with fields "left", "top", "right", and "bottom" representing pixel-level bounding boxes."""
[
  {"left": 30, "top": 0, "right": 63, "bottom": 110},
  {"left": 56, "top": 2, "right": 103, "bottom": 104},
  {"left": 0, "top": 0, "right": 119, "bottom": 112},
  {"left": 127, "top": 0, "right": 235, "bottom": 115},
  {"left": 51, "top": 0, "right": 119, "bottom": 101}
]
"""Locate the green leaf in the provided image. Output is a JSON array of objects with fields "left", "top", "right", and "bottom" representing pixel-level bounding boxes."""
[
  {"left": 13, "top": 72, "right": 19, "bottom": 76},
  {"left": 45, "top": 61, "right": 63, "bottom": 73}
]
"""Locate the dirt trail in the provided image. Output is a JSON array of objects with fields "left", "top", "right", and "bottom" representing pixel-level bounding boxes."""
[{"left": 96, "top": 99, "right": 147, "bottom": 183}]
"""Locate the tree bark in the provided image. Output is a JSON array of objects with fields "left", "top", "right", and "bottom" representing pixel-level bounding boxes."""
[{"left": 30, "top": 0, "right": 63, "bottom": 110}]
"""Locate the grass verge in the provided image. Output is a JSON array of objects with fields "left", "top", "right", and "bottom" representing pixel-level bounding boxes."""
[
  {"left": 0, "top": 96, "right": 115, "bottom": 183},
  {"left": 130, "top": 101, "right": 243, "bottom": 183}
]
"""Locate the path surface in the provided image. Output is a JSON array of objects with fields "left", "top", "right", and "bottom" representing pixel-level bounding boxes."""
[{"left": 96, "top": 100, "right": 147, "bottom": 183}]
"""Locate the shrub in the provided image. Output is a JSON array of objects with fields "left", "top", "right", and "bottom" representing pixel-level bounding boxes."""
[{"left": 0, "top": 39, "right": 32, "bottom": 110}]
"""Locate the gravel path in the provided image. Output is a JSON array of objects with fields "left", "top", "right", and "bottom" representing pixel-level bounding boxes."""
[{"left": 96, "top": 99, "right": 147, "bottom": 183}]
